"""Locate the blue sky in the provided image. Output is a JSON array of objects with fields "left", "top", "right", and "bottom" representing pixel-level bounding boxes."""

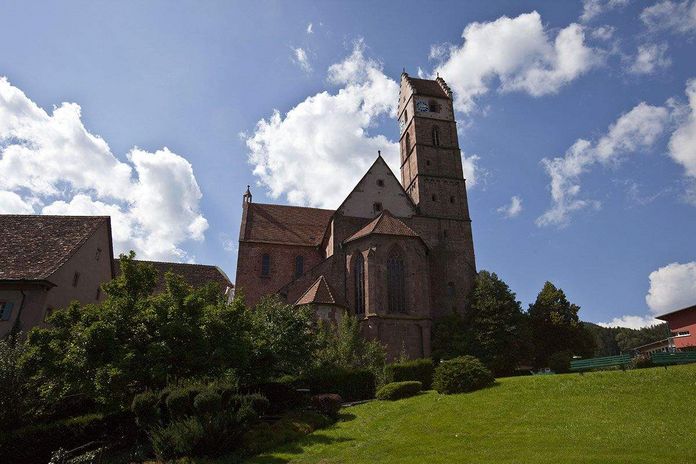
[{"left": 1, "top": 0, "right": 695, "bottom": 327}]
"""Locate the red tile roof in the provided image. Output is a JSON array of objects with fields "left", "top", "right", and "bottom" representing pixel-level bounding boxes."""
[
  {"left": 295, "top": 275, "right": 340, "bottom": 306},
  {"left": 113, "top": 259, "right": 232, "bottom": 294},
  {"left": 242, "top": 203, "right": 333, "bottom": 246},
  {"left": 406, "top": 76, "right": 451, "bottom": 99},
  {"left": 344, "top": 210, "right": 420, "bottom": 243},
  {"left": 0, "top": 215, "right": 109, "bottom": 280}
]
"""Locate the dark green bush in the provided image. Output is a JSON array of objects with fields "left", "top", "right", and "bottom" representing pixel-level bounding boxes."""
[
  {"left": 241, "top": 410, "right": 332, "bottom": 456},
  {"left": 194, "top": 391, "right": 223, "bottom": 416},
  {"left": 243, "top": 382, "right": 304, "bottom": 414},
  {"left": 385, "top": 358, "right": 434, "bottom": 389},
  {"left": 131, "top": 391, "right": 159, "bottom": 427},
  {"left": 149, "top": 416, "right": 204, "bottom": 461},
  {"left": 433, "top": 356, "right": 494, "bottom": 394},
  {"left": 308, "top": 367, "right": 375, "bottom": 401},
  {"left": 376, "top": 381, "right": 422, "bottom": 400},
  {"left": 630, "top": 355, "right": 655, "bottom": 370},
  {"left": 165, "top": 387, "right": 199, "bottom": 419},
  {"left": 547, "top": 351, "right": 572, "bottom": 373},
  {"left": 310, "top": 394, "right": 343, "bottom": 418}
]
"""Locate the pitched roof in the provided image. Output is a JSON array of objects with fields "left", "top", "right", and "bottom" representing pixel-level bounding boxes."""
[
  {"left": 656, "top": 304, "right": 696, "bottom": 320},
  {"left": 242, "top": 203, "right": 334, "bottom": 246},
  {"left": 405, "top": 76, "right": 451, "bottom": 99},
  {"left": 113, "top": 259, "right": 233, "bottom": 294},
  {"left": 295, "top": 275, "right": 340, "bottom": 306},
  {"left": 344, "top": 210, "right": 421, "bottom": 243},
  {"left": 0, "top": 215, "right": 110, "bottom": 281}
]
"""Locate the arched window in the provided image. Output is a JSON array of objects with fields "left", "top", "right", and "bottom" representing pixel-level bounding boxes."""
[
  {"left": 387, "top": 251, "right": 406, "bottom": 313},
  {"left": 261, "top": 253, "right": 270, "bottom": 276},
  {"left": 432, "top": 126, "right": 440, "bottom": 147},
  {"left": 294, "top": 255, "right": 304, "bottom": 278},
  {"left": 354, "top": 253, "right": 365, "bottom": 315},
  {"left": 405, "top": 133, "right": 411, "bottom": 154}
]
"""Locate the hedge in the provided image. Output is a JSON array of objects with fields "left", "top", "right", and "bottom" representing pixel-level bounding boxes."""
[
  {"left": 308, "top": 367, "right": 375, "bottom": 401},
  {"left": 376, "top": 381, "right": 422, "bottom": 401},
  {"left": 385, "top": 358, "right": 434, "bottom": 389},
  {"left": 433, "top": 356, "right": 494, "bottom": 394}
]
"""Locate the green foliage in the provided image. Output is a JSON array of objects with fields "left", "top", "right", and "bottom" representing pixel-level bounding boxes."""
[
  {"left": 308, "top": 366, "right": 376, "bottom": 401},
  {"left": 376, "top": 381, "right": 422, "bottom": 400},
  {"left": 431, "top": 311, "right": 470, "bottom": 361},
  {"left": 432, "top": 356, "right": 494, "bottom": 394},
  {"left": 242, "top": 410, "right": 333, "bottom": 456},
  {"left": 131, "top": 391, "right": 159, "bottom": 427},
  {"left": 194, "top": 391, "right": 223, "bottom": 415},
  {"left": 166, "top": 387, "right": 197, "bottom": 419},
  {"left": 615, "top": 323, "right": 670, "bottom": 352},
  {"left": 243, "top": 382, "right": 304, "bottom": 414},
  {"left": 528, "top": 281, "right": 595, "bottom": 367},
  {"left": 547, "top": 351, "right": 572, "bottom": 373},
  {"left": 149, "top": 416, "right": 204, "bottom": 461},
  {"left": 630, "top": 355, "right": 655, "bottom": 370},
  {"left": 385, "top": 358, "right": 434, "bottom": 390},
  {"left": 310, "top": 393, "right": 343, "bottom": 418},
  {"left": 0, "top": 335, "right": 37, "bottom": 429}
]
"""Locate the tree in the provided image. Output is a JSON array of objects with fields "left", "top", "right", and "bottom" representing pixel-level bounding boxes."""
[
  {"left": 466, "top": 271, "right": 528, "bottom": 375},
  {"left": 431, "top": 311, "right": 470, "bottom": 362},
  {"left": 528, "top": 282, "right": 595, "bottom": 367}
]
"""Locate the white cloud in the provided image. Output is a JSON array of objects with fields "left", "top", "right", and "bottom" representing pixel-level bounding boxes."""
[
  {"left": 598, "top": 314, "right": 662, "bottom": 329},
  {"left": 580, "top": 0, "right": 630, "bottom": 22},
  {"left": 461, "top": 151, "right": 480, "bottom": 188},
  {"left": 433, "top": 12, "right": 601, "bottom": 112},
  {"left": 641, "top": 1, "right": 696, "bottom": 34},
  {"left": 591, "top": 25, "right": 616, "bottom": 40},
  {"left": 628, "top": 43, "right": 671, "bottom": 74},
  {"left": 497, "top": 195, "right": 523, "bottom": 218},
  {"left": 292, "top": 47, "right": 312, "bottom": 73},
  {"left": 306, "top": 23, "right": 313, "bottom": 34},
  {"left": 0, "top": 76, "right": 207, "bottom": 261},
  {"left": 669, "top": 79, "right": 696, "bottom": 204},
  {"left": 646, "top": 261, "right": 696, "bottom": 313},
  {"left": 537, "top": 102, "right": 670, "bottom": 227}
]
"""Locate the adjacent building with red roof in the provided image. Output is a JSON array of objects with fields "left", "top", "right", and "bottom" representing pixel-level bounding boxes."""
[
  {"left": 235, "top": 74, "right": 477, "bottom": 359},
  {"left": 657, "top": 304, "right": 696, "bottom": 350}
]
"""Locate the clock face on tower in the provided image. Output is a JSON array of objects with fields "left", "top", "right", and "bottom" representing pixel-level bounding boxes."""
[{"left": 416, "top": 100, "right": 430, "bottom": 112}]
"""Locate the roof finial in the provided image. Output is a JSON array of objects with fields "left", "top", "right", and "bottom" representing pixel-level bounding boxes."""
[
  {"left": 243, "top": 185, "right": 252, "bottom": 204},
  {"left": 436, "top": 72, "right": 440, "bottom": 78},
  {"left": 378, "top": 150, "right": 381, "bottom": 158}
]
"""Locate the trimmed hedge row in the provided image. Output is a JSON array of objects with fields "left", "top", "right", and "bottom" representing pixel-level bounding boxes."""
[
  {"left": 376, "top": 381, "right": 422, "bottom": 401},
  {"left": 385, "top": 358, "right": 434, "bottom": 389},
  {"left": 307, "top": 367, "right": 375, "bottom": 401}
]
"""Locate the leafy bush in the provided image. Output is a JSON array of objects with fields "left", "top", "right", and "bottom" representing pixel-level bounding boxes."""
[
  {"left": 308, "top": 367, "right": 375, "bottom": 401},
  {"left": 385, "top": 359, "right": 434, "bottom": 389},
  {"left": 194, "top": 391, "right": 223, "bottom": 415},
  {"left": 547, "top": 351, "right": 572, "bottom": 373},
  {"left": 149, "top": 416, "right": 204, "bottom": 461},
  {"left": 376, "top": 381, "right": 422, "bottom": 401},
  {"left": 131, "top": 391, "right": 159, "bottom": 427},
  {"left": 433, "top": 356, "right": 494, "bottom": 394},
  {"left": 165, "top": 387, "right": 198, "bottom": 419},
  {"left": 630, "top": 355, "right": 655, "bottom": 370},
  {"left": 243, "top": 381, "right": 304, "bottom": 414},
  {"left": 311, "top": 394, "right": 343, "bottom": 418}
]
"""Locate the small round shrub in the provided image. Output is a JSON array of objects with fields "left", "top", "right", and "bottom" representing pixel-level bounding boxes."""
[
  {"left": 547, "top": 351, "right": 572, "bottom": 373},
  {"left": 166, "top": 388, "right": 194, "bottom": 419},
  {"left": 385, "top": 358, "right": 434, "bottom": 389},
  {"left": 433, "top": 356, "right": 494, "bottom": 394},
  {"left": 376, "top": 381, "right": 422, "bottom": 401},
  {"left": 131, "top": 391, "right": 160, "bottom": 427},
  {"left": 193, "top": 391, "right": 222, "bottom": 416},
  {"left": 244, "top": 382, "right": 304, "bottom": 414},
  {"left": 311, "top": 394, "right": 342, "bottom": 418},
  {"left": 630, "top": 355, "right": 654, "bottom": 370}
]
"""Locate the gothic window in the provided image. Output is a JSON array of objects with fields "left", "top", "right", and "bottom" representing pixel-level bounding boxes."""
[
  {"left": 261, "top": 253, "right": 270, "bottom": 276},
  {"left": 354, "top": 253, "right": 365, "bottom": 315},
  {"left": 405, "top": 133, "right": 411, "bottom": 154},
  {"left": 387, "top": 251, "right": 406, "bottom": 313},
  {"left": 432, "top": 126, "right": 440, "bottom": 147},
  {"left": 72, "top": 272, "right": 80, "bottom": 287},
  {"left": 294, "top": 255, "right": 304, "bottom": 278}
]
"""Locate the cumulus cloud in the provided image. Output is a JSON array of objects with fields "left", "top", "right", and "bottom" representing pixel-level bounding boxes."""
[
  {"left": 580, "top": 0, "right": 630, "bottom": 22},
  {"left": 646, "top": 262, "right": 696, "bottom": 313},
  {"left": 628, "top": 43, "right": 671, "bottom": 74},
  {"left": 292, "top": 47, "right": 312, "bottom": 73},
  {"left": 641, "top": 0, "right": 696, "bottom": 34},
  {"left": 591, "top": 25, "right": 616, "bottom": 40},
  {"left": 0, "top": 76, "right": 207, "bottom": 260},
  {"left": 537, "top": 102, "right": 670, "bottom": 227},
  {"left": 497, "top": 195, "right": 523, "bottom": 218},
  {"left": 432, "top": 12, "right": 601, "bottom": 113},
  {"left": 668, "top": 78, "right": 696, "bottom": 203},
  {"left": 598, "top": 315, "right": 662, "bottom": 329}
]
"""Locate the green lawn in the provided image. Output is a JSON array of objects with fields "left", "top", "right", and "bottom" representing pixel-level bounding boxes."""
[{"left": 245, "top": 364, "right": 696, "bottom": 464}]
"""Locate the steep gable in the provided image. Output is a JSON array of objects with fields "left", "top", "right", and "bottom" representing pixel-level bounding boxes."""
[
  {"left": 344, "top": 210, "right": 421, "bottom": 244},
  {"left": 335, "top": 155, "right": 416, "bottom": 219}
]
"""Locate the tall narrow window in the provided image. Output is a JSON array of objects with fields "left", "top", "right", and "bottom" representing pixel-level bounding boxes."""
[
  {"left": 0, "top": 302, "right": 14, "bottom": 321},
  {"left": 72, "top": 272, "right": 80, "bottom": 287},
  {"left": 405, "top": 133, "right": 411, "bottom": 154},
  {"left": 294, "top": 255, "right": 304, "bottom": 278},
  {"left": 261, "top": 254, "right": 270, "bottom": 276},
  {"left": 354, "top": 253, "right": 365, "bottom": 315},
  {"left": 432, "top": 126, "right": 440, "bottom": 147},
  {"left": 387, "top": 251, "right": 406, "bottom": 313}
]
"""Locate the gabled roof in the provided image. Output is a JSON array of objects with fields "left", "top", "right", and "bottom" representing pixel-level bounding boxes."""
[
  {"left": 656, "top": 304, "right": 696, "bottom": 321},
  {"left": 405, "top": 76, "right": 451, "bottom": 99},
  {"left": 0, "top": 215, "right": 110, "bottom": 280},
  {"left": 295, "top": 275, "right": 341, "bottom": 306},
  {"left": 242, "top": 203, "right": 334, "bottom": 246},
  {"left": 344, "top": 210, "right": 421, "bottom": 243},
  {"left": 113, "top": 259, "right": 233, "bottom": 294}
]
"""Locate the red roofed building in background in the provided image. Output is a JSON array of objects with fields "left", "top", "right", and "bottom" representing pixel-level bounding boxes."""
[
  {"left": 235, "top": 74, "right": 477, "bottom": 359},
  {"left": 657, "top": 304, "right": 696, "bottom": 350}
]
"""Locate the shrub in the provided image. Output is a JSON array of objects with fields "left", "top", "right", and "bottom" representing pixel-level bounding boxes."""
[
  {"left": 193, "top": 391, "right": 223, "bottom": 416},
  {"left": 310, "top": 394, "right": 343, "bottom": 418},
  {"left": 308, "top": 367, "right": 375, "bottom": 401},
  {"left": 131, "top": 391, "right": 160, "bottom": 427},
  {"left": 385, "top": 358, "right": 434, "bottom": 389},
  {"left": 149, "top": 417, "right": 204, "bottom": 461},
  {"left": 630, "top": 355, "right": 655, "bottom": 370},
  {"left": 376, "top": 381, "right": 422, "bottom": 401},
  {"left": 547, "top": 351, "right": 572, "bottom": 373},
  {"left": 433, "top": 356, "right": 494, "bottom": 394},
  {"left": 243, "top": 381, "right": 304, "bottom": 414}
]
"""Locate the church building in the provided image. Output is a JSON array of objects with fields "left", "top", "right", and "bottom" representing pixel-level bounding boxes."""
[{"left": 235, "top": 73, "right": 476, "bottom": 359}]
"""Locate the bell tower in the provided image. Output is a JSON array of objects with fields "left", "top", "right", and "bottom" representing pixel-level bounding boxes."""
[{"left": 398, "top": 72, "right": 470, "bottom": 221}]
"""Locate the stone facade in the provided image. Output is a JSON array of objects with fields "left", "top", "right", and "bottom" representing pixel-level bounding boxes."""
[{"left": 235, "top": 74, "right": 476, "bottom": 359}]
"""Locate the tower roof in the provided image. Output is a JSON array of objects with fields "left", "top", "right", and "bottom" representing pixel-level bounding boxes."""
[
  {"left": 344, "top": 210, "right": 421, "bottom": 244},
  {"left": 295, "top": 275, "right": 341, "bottom": 306},
  {"left": 403, "top": 75, "right": 451, "bottom": 99}
]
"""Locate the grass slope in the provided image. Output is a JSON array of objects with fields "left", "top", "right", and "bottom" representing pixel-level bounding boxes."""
[{"left": 246, "top": 365, "right": 696, "bottom": 463}]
